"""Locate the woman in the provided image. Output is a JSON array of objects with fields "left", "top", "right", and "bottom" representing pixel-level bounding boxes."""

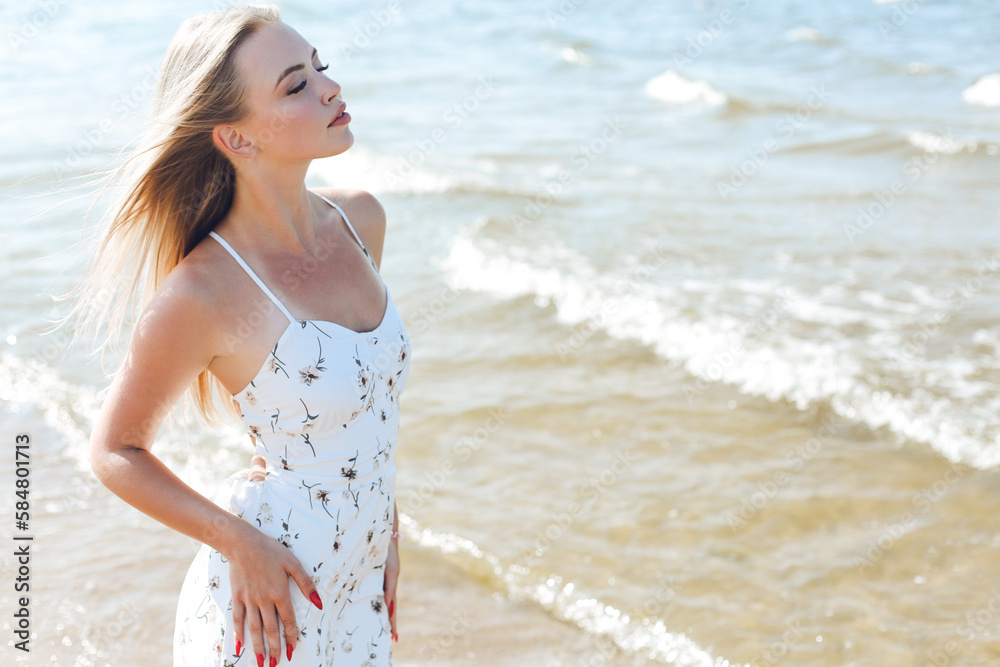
[{"left": 75, "top": 6, "right": 408, "bottom": 666}]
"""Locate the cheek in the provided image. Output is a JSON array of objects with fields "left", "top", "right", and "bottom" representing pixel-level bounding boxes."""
[
  {"left": 255, "top": 103, "right": 313, "bottom": 149},
  {"left": 268, "top": 109, "right": 300, "bottom": 140}
]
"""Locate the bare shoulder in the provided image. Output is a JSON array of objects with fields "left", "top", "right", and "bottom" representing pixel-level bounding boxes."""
[
  {"left": 313, "top": 187, "right": 387, "bottom": 268},
  {"left": 137, "top": 244, "right": 232, "bottom": 351}
]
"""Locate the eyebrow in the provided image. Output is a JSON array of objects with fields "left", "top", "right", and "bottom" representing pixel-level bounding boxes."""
[{"left": 275, "top": 47, "right": 318, "bottom": 90}]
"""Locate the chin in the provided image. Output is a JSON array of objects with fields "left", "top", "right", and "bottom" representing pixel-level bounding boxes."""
[{"left": 325, "top": 131, "right": 354, "bottom": 157}]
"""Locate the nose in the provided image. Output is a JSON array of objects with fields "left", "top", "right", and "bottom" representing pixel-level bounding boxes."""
[{"left": 323, "top": 76, "right": 341, "bottom": 104}]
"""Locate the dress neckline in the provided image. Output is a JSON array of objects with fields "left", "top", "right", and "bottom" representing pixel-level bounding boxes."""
[
  {"left": 207, "top": 192, "right": 388, "bottom": 334},
  {"left": 229, "top": 281, "right": 396, "bottom": 399}
]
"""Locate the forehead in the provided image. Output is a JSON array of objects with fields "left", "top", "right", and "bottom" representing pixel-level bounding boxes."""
[{"left": 234, "top": 22, "right": 312, "bottom": 92}]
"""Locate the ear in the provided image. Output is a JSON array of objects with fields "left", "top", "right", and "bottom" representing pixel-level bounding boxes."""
[{"left": 212, "top": 125, "right": 258, "bottom": 159}]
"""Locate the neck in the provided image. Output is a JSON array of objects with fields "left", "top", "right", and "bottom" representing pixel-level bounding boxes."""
[{"left": 219, "top": 158, "right": 323, "bottom": 251}]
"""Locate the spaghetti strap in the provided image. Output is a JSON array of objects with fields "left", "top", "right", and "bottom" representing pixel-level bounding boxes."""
[
  {"left": 208, "top": 231, "right": 296, "bottom": 323},
  {"left": 315, "top": 193, "right": 367, "bottom": 253}
]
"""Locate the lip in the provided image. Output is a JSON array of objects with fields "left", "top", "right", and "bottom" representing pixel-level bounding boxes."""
[{"left": 328, "top": 103, "right": 348, "bottom": 126}]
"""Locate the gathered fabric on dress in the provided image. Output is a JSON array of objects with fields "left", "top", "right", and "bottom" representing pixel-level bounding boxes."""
[{"left": 173, "top": 194, "right": 410, "bottom": 667}]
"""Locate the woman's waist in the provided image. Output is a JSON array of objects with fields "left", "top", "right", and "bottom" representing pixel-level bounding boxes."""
[{"left": 257, "top": 456, "right": 396, "bottom": 485}]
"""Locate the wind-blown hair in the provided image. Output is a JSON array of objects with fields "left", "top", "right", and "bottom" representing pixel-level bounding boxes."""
[{"left": 58, "top": 4, "right": 282, "bottom": 425}]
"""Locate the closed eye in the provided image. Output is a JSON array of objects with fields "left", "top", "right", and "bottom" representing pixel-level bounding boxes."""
[{"left": 287, "top": 63, "right": 330, "bottom": 95}]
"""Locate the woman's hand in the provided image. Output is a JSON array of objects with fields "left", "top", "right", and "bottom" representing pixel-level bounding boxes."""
[
  {"left": 383, "top": 537, "right": 400, "bottom": 643},
  {"left": 226, "top": 521, "right": 323, "bottom": 666}
]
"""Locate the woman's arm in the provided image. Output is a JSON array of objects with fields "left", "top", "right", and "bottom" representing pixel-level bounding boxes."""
[{"left": 89, "top": 269, "right": 319, "bottom": 666}]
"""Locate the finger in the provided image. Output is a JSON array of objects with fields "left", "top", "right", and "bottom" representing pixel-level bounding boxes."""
[
  {"left": 232, "top": 600, "right": 246, "bottom": 658},
  {"left": 261, "top": 604, "right": 283, "bottom": 667},
  {"left": 383, "top": 541, "right": 400, "bottom": 642},
  {"left": 246, "top": 607, "right": 266, "bottom": 667},
  {"left": 383, "top": 573, "right": 398, "bottom": 641},
  {"left": 388, "top": 594, "right": 397, "bottom": 640},
  {"left": 275, "top": 594, "right": 300, "bottom": 663},
  {"left": 289, "top": 561, "right": 323, "bottom": 611}
]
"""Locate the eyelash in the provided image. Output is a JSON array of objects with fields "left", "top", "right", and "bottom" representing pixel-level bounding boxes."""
[{"left": 288, "top": 63, "right": 330, "bottom": 95}]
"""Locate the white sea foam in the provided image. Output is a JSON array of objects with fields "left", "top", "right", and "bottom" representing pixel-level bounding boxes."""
[
  {"left": 645, "top": 70, "right": 727, "bottom": 107},
  {"left": 0, "top": 352, "right": 253, "bottom": 494},
  {"left": 907, "top": 131, "right": 976, "bottom": 154},
  {"left": 438, "top": 230, "right": 1000, "bottom": 469},
  {"left": 972, "top": 328, "right": 1000, "bottom": 353},
  {"left": 560, "top": 46, "right": 592, "bottom": 65},
  {"left": 963, "top": 73, "right": 1000, "bottom": 107},
  {"left": 399, "top": 513, "right": 746, "bottom": 666},
  {"left": 785, "top": 27, "right": 822, "bottom": 42},
  {"left": 308, "top": 144, "right": 500, "bottom": 195},
  {"left": 0, "top": 352, "right": 100, "bottom": 463}
]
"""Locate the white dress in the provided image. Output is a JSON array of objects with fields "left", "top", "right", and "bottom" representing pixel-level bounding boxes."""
[{"left": 173, "top": 194, "right": 410, "bottom": 666}]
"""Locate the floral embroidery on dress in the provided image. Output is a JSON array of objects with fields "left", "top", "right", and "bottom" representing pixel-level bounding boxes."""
[
  {"left": 300, "top": 338, "right": 327, "bottom": 385},
  {"left": 300, "top": 365, "right": 321, "bottom": 385},
  {"left": 267, "top": 347, "right": 289, "bottom": 377},
  {"left": 256, "top": 502, "right": 273, "bottom": 526}
]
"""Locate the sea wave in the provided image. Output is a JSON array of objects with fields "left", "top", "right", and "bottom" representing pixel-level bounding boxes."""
[
  {"left": 399, "top": 513, "right": 746, "bottom": 666},
  {"left": 907, "top": 130, "right": 984, "bottom": 155},
  {"left": 963, "top": 73, "right": 1000, "bottom": 108},
  {"left": 0, "top": 351, "right": 253, "bottom": 493},
  {"left": 437, "top": 230, "right": 1000, "bottom": 469},
  {"left": 0, "top": 352, "right": 100, "bottom": 462},
  {"left": 309, "top": 144, "right": 505, "bottom": 196},
  {"left": 784, "top": 27, "right": 823, "bottom": 42},
  {"left": 645, "top": 70, "right": 727, "bottom": 108}
]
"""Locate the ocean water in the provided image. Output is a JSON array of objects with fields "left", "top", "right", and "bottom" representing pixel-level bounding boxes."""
[{"left": 2, "top": 0, "right": 999, "bottom": 665}]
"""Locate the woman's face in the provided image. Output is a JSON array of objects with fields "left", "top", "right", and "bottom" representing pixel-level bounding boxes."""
[{"left": 231, "top": 22, "right": 352, "bottom": 163}]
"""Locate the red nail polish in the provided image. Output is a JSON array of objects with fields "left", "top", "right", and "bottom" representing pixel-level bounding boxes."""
[
  {"left": 270, "top": 657, "right": 277, "bottom": 667},
  {"left": 235, "top": 640, "right": 242, "bottom": 655},
  {"left": 310, "top": 591, "right": 324, "bottom": 610},
  {"left": 256, "top": 653, "right": 264, "bottom": 667},
  {"left": 388, "top": 599, "right": 394, "bottom": 617},
  {"left": 287, "top": 644, "right": 294, "bottom": 661}
]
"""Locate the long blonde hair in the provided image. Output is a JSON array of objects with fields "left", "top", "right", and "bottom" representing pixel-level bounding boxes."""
[{"left": 59, "top": 4, "right": 282, "bottom": 425}]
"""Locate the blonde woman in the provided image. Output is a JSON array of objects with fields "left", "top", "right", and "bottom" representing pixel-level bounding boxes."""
[{"left": 73, "top": 6, "right": 408, "bottom": 666}]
